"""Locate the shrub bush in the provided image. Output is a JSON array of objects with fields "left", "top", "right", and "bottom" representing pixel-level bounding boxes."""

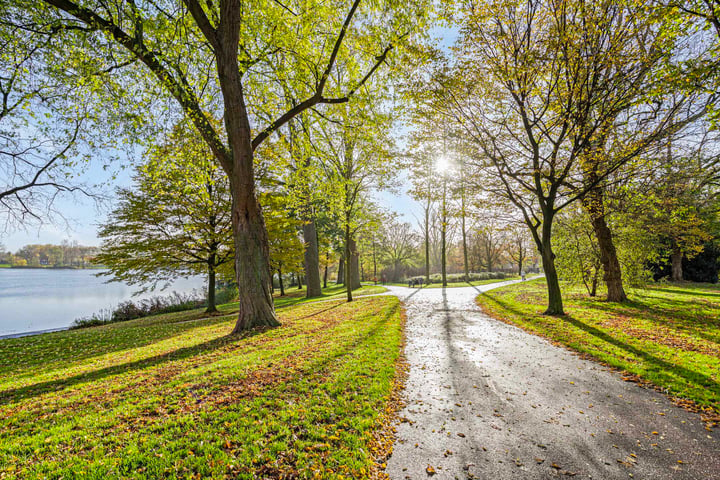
[
  {"left": 70, "top": 309, "right": 114, "bottom": 329},
  {"left": 71, "top": 290, "right": 207, "bottom": 329}
]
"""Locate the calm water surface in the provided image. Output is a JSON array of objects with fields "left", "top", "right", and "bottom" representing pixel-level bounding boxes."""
[{"left": 0, "top": 269, "right": 204, "bottom": 337}]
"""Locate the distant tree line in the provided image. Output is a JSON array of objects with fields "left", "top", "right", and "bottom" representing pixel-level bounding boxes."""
[{"left": 0, "top": 241, "right": 99, "bottom": 268}]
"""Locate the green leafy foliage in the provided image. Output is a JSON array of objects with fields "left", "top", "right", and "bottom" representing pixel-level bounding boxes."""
[{"left": 96, "top": 121, "right": 234, "bottom": 295}]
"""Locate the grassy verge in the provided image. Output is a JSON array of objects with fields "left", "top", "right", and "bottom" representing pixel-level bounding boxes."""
[
  {"left": 0, "top": 295, "right": 404, "bottom": 479},
  {"left": 271, "top": 284, "right": 388, "bottom": 309},
  {"left": 476, "top": 279, "right": 720, "bottom": 420}
]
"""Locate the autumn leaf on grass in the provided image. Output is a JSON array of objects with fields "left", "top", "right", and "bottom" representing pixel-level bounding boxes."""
[{"left": 426, "top": 465, "right": 436, "bottom": 475}]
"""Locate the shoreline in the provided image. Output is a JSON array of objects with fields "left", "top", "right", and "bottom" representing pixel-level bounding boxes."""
[
  {"left": 0, "top": 327, "right": 69, "bottom": 341},
  {"left": 2, "top": 266, "right": 104, "bottom": 270}
]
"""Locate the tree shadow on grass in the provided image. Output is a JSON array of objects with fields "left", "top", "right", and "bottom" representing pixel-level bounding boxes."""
[
  {"left": 0, "top": 312, "right": 234, "bottom": 376},
  {"left": 1, "top": 300, "right": 401, "bottom": 408},
  {"left": 651, "top": 286, "right": 720, "bottom": 300},
  {"left": 479, "top": 294, "right": 720, "bottom": 399},
  {"left": 0, "top": 327, "right": 267, "bottom": 406},
  {"left": 277, "top": 302, "right": 402, "bottom": 396},
  {"left": 583, "top": 297, "right": 720, "bottom": 345},
  {"left": 297, "top": 302, "right": 342, "bottom": 320}
]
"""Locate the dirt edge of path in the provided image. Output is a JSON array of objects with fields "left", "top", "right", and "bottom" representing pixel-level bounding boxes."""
[{"left": 371, "top": 305, "right": 410, "bottom": 480}]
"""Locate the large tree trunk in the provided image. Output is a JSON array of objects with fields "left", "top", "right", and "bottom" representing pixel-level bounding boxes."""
[
  {"left": 591, "top": 214, "right": 627, "bottom": 301},
  {"left": 345, "top": 223, "right": 353, "bottom": 302},
  {"left": 441, "top": 181, "right": 447, "bottom": 287},
  {"left": 228, "top": 172, "right": 279, "bottom": 333},
  {"left": 206, "top": 256, "right": 217, "bottom": 314},
  {"left": 218, "top": 46, "right": 278, "bottom": 333},
  {"left": 278, "top": 267, "right": 285, "bottom": 296},
  {"left": 462, "top": 212, "right": 469, "bottom": 282},
  {"left": 539, "top": 212, "right": 564, "bottom": 315},
  {"left": 584, "top": 187, "right": 627, "bottom": 302},
  {"left": 517, "top": 251, "right": 524, "bottom": 276},
  {"left": 590, "top": 267, "right": 599, "bottom": 297},
  {"left": 372, "top": 240, "right": 377, "bottom": 281},
  {"left": 425, "top": 205, "right": 430, "bottom": 283},
  {"left": 349, "top": 236, "right": 361, "bottom": 290},
  {"left": 302, "top": 219, "right": 322, "bottom": 298},
  {"left": 337, "top": 256, "right": 345, "bottom": 285},
  {"left": 461, "top": 185, "right": 469, "bottom": 282},
  {"left": 671, "top": 246, "right": 683, "bottom": 281}
]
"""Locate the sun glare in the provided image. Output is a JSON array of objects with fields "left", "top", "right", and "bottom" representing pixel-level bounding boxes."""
[{"left": 435, "top": 156, "right": 451, "bottom": 174}]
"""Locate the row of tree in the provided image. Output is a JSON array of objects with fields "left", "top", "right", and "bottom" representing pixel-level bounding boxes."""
[
  {"left": 3, "top": 0, "right": 720, "bottom": 330},
  {"left": 0, "top": 241, "right": 98, "bottom": 267}
]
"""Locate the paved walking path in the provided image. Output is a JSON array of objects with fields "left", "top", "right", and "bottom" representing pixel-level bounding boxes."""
[{"left": 384, "top": 282, "right": 719, "bottom": 480}]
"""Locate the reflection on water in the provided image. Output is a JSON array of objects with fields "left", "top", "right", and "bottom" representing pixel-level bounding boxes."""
[{"left": 0, "top": 269, "right": 204, "bottom": 337}]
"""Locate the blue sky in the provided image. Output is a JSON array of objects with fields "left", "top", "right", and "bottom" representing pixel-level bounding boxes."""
[{"left": 2, "top": 159, "right": 134, "bottom": 251}]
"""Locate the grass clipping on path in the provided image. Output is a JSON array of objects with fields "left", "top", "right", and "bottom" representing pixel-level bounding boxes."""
[
  {"left": 0, "top": 296, "right": 404, "bottom": 479},
  {"left": 476, "top": 280, "right": 720, "bottom": 426}
]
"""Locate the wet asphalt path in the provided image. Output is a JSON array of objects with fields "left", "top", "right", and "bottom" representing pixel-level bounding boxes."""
[{"left": 384, "top": 282, "right": 719, "bottom": 480}]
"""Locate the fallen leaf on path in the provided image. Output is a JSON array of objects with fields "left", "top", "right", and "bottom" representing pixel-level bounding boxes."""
[{"left": 426, "top": 465, "right": 436, "bottom": 475}]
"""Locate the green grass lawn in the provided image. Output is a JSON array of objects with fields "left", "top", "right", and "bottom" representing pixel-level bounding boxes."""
[
  {"left": 271, "top": 283, "right": 388, "bottom": 309},
  {"left": 0, "top": 296, "right": 404, "bottom": 479},
  {"left": 476, "top": 279, "right": 720, "bottom": 418}
]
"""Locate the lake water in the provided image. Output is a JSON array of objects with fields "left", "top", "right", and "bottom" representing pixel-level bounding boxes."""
[{"left": 0, "top": 269, "right": 205, "bottom": 337}]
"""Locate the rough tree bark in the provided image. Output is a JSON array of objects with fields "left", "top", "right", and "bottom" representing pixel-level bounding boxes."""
[
  {"left": 425, "top": 205, "right": 430, "bottom": 283},
  {"left": 441, "top": 180, "right": 447, "bottom": 287},
  {"left": 538, "top": 208, "right": 564, "bottom": 315},
  {"left": 461, "top": 203, "right": 469, "bottom": 282},
  {"left": 277, "top": 267, "right": 285, "bottom": 296},
  {"left": 671, "top": 245, "right": 683, "bottom": 281},
  {"left": 302, "top": 218, "right": 322, "bottom": 297},
  {"left": 583, "top": 185, "right": 627, "bottom": 302},
  {"left": 337, "top": 256, "right": 345, "bottom": 285},
  {"left": 460, "top": 169, "right": 469, "bottom": 282},
  {"left": 345, "top": 223, "right": 353, "bottom": 301},
  {"left": 516, "top": 245, "right": 524, "bottom": 276},
  {"left": 206, "top": 251, "right": 217, "bottom": 314},
  {"left": 228, "top": 166, "right": 279, "bottom": 333},
  {"left": 349, "top": 236, "right": 361, "bottom": 290}
]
